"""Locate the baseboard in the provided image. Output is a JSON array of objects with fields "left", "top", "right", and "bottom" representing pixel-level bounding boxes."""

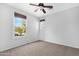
[
  {"left": 42, "top": 40, "right": 79, "bottom": 49},
  {"left": 0, "top": 40, "right": 39, "bottom": 52}
]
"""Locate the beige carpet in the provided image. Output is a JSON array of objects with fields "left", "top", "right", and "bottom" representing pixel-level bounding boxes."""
[{"left": 0, "top": 40, "right": 79, "bottom": 56}]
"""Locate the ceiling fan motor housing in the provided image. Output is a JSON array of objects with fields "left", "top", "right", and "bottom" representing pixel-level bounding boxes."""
[{"left": 39, "top": 3, "right": 44, "bottom": 6}]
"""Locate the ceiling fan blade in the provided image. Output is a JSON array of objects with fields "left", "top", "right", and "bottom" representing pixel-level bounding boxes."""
[
  {"left": 43, "top": 6, "right": 53, "bottom": 9},
  {"left": 42, "top": 9, "right": 46, "bottom": 14},
  {"left": 34, "top": 8, "right": 39, "bottom": 12},
  {"left": 30, "top": 3, "right": 39, "bottom": 6}
]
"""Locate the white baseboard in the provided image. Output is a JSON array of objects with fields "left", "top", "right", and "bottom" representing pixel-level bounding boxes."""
[
  {"left": 0, "top": 40, "right": 39, "bottom": 52},
  {"left": 42, "top": 40, "right": 79, "bottom": 49}
]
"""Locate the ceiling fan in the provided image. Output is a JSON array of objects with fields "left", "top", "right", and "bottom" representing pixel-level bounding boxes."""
[{"left": 29, "top": 3, "right": 53, "bottom": 14}]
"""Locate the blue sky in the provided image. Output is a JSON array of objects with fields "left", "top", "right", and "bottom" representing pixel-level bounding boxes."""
[{"left": 15, "top": 17, "right": 22, "bottom": 26}]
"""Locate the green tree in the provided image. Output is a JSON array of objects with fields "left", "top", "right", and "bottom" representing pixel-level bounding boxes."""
[{"left": 15, "top": 27, "right": 23, "bottom": 36}]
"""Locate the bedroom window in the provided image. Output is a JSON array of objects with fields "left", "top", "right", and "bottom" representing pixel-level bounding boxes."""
[{"left": 14, "top": 12, "right": 26, "bottom": 36}]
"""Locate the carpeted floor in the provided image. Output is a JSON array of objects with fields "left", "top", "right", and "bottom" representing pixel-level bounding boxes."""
[{"left": 0, "top": 40, "right": 79, "bottom": 56}]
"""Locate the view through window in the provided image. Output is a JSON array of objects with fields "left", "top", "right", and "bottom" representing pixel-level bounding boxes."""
[{"left": 14, "top": 12, "right": 26, "bottom": 36}]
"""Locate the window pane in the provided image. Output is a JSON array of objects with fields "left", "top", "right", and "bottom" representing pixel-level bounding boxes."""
[{"left": 14, "top": 12, "right": 26, "bottom": 36}]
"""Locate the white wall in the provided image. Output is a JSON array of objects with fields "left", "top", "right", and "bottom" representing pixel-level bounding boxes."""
[
  {"left": 40, "top": 22, "right": 45, "bottom": 40},
  {"left": 0, "top": 4, "right": 39, "bottom": 51},
  {"left": 43, "top": 6, "right": 79, "bottom": 48},
  {"left": 39, "top": 17, "right": 46, "bottom": 40}
]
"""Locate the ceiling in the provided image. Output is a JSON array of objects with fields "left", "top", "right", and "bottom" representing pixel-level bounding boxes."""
[{"left": 6, "top": 3, "right": 79, "bottom": 18}]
